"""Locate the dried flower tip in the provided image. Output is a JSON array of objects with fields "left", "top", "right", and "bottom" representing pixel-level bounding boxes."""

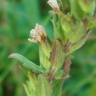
[
  {"left": 28, "top": 24, "right": 46, "bottom": 43},
  {"left": 47, "top": 0, "right": 60, "bottom": 11}
]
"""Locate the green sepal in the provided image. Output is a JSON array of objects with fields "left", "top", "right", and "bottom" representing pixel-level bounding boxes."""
[
  {"left": 50, "top": 40, "right": 65, "bottom": 71},
  {"left": 39, "top": 43, "right": 51, "bottom": 70}
]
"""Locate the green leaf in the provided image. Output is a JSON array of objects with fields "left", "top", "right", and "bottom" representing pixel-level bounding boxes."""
[
  {"left": 9, "top": 53, "right": 45, "bottom": 73},
  {"left": 78, "top": 0, "right": 96, "bottom": 15},
  {"left": 69, "top": 0, "right": 85, "bottom": 20}
]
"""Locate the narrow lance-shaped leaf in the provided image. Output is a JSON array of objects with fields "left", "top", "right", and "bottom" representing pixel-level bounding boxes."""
[{"left": 9, "top": 53, "right": 45, "bottom": 73}]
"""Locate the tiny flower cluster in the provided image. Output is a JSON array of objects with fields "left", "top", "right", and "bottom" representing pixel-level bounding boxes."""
[
  {"left": 28, "top": 24, "right": 46, "bottom": 43},
  {"left": 47, "top": 0, "right": 60, "bottom": 11}
]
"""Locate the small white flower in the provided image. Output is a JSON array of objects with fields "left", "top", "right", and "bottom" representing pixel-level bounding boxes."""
[
  {"left": 28, "top": 24, "right": 46, "bottom": 43},
  {"left": 47, "top": 0, "right": 60, "bottom": 11}
]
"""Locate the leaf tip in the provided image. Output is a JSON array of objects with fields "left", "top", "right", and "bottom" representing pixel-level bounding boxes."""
[{"left": 8, "top": 53, "right": 16, "bottom": 59}]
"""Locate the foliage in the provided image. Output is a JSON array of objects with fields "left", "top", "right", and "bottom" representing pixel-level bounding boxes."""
[{"left": 0, "top": 0, "right": 96, "bottom": 96}]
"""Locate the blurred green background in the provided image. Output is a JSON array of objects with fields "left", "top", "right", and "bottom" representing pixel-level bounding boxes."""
[{"left": 0, "top": 0, "right": 96, "bottom": 96}]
